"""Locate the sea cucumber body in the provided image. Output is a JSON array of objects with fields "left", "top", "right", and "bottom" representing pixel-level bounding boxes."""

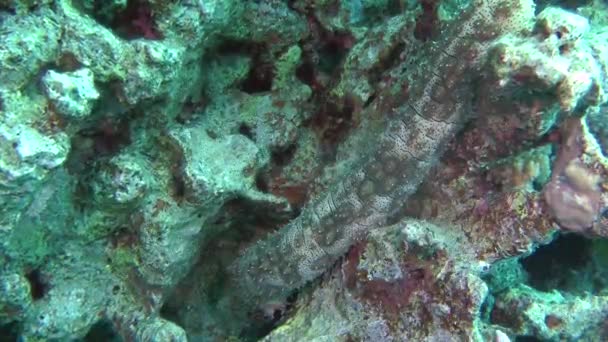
[{"left": 232, "top": 0, "right": 536, "bottom": 307}]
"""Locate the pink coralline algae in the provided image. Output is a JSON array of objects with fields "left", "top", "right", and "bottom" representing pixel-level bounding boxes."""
[{"left": 544, "top": 119, "right": 602, "bottom": 233}]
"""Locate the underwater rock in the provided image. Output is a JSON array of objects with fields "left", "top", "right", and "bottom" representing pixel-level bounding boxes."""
[
  {"left": 264, "top": 219, "right": 490, "bottom": 341},
  {"left": 1, "top": 0, "right": 608, "bottom": 341},
  {"left": 229, "top": 0, "right": 537, "bottom": 319},
  {"left": 42, "top": 68, "right": 100, "bottom": 119},
  {"left": 492, "top": 284, "right": 608, "bottom": 340}
]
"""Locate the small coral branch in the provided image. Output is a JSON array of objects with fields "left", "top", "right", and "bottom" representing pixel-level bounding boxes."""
[{"left": 228, "top": 0, "right": 536, "bottom": 313}]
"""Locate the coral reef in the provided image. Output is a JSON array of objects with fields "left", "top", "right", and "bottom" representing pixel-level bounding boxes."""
[
  {"left": 231, "top": 0, "right": 537, "bottom": 312},
  {"left": 1, "top": 0, "right": 608, "bottom": 341},
  {"left": 0, "top": 0, "right": 303, "bottom": 340},
  {"left": 264, "top": 219, "right": 491, "bottom": 341}
]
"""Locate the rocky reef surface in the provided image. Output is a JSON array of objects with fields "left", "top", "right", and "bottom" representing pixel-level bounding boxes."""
[{"left": 1, "top": 0, "right": 608, "bottom": 341}]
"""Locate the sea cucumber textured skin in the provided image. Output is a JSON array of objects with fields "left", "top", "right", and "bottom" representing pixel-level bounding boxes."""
[{"left": 231, "top": 0, "right": 536, "bottom": 308}]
